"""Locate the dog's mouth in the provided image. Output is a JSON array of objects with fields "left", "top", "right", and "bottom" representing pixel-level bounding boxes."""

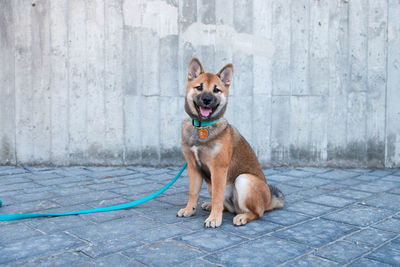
[{"left": 194, "top": 102, "right": 219, "bottom": 119}]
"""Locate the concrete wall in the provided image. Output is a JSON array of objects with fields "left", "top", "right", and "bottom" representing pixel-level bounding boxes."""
[{"left": 0, "top": 0, "right": 399, "bottom": 167}]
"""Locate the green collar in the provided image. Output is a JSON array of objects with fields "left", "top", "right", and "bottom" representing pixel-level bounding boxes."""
[{"left": 190, "top": 118, "right": 219, "bottom": 128}]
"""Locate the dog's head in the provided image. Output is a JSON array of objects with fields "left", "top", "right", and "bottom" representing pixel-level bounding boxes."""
[{"left": 185, "top": 58, "right": 233, "bottom": 122}]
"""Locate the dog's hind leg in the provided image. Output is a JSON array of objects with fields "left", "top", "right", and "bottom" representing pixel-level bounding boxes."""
[{"left": 232, "top": 174, "right": 269, "bottom": 226}]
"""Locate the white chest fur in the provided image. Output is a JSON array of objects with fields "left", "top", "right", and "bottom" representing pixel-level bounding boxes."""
[{"left": 190, "top": 141, "right": 222, "bottom": 166}]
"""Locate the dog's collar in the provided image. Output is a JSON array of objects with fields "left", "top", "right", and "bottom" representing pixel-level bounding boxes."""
[{"left": 190, "top": 118, "right": 219, "bottom": 128}]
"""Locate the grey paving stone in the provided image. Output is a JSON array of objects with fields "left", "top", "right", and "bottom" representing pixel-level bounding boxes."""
[
  {"left": 206, "top": 236, "right": 310, "bottom": 266},
  {"left": 321, "top": 180, "right": 362, "bottom": 190},
  {"left": 272, "top": 183, "right": 303, "bottom": 195},
  {"left": 272, "top": 219, "right": 357, "bottom": 247},
  {"left": 50, "top": 186, "right": 93, "bottom": 197},
  {"left": 298, "top": 167, "right": 332, "bottom": 173},
  {"left": 2, "top": 165, "right": 399, "bottom": 266},
  {"left": 348, "top": 257, "right": 393, "bottom": 267},
  {"left": 0, "top": 175, "right": 31, "bottom": 185},
  {"left": 133, "top": 224, "right": 191, "bottom": 243},
  {"left": 365, "top": 193, "right": 400, "bottom": 211},
  {"left": 26, "top": 214, "right": 94, "bottom": 234},
  {"left": 123, "top": 240, "right": 203, "bottom": 267},
  {"left": 35, "top": 176, "right": 87, "bottom": 186},
  {"left": 262, "top": 209, "right": 311, "bottom": 226},
  {"left": 372, "top": 217, "right": 400, "bottom": 233},
  {"left": 382, "top": 175, "right": 400, "bottom": 182},
  {"left": 336, "top": 178, "right": 364, "bottom": 186},
  {"left": 139, "top": 203, "right": 211, "bottom": 225},
  {"left": 0, "top": 199, "right": 59, "bottom": 214},
  {"left": 286, "top": 177, "right": 331, "bottom": 188},
  {"left": 0, "top": 189, "right": 20, "bottom": 204},
  {"left": 174, "top": 230, "right": 247, "bottom": 252},
  {"left": 348, "top": 168, "right": 373, "bottom": 173},
  {"left": 316, "top": 170, "right": 360, "bottom": 180},
  {"left": 314, "top": 241, "right": 370, "bottom": 264},
  {"left": 143, "top": 168, "right": 172, "bottom": 175},
  {"left": 14, "top": 251, "right": 92, "bottom": 267},
  {"left": 82, "top": 235, "right": 144, "bottom": 258},
  {"left": 109, "top": 182, "right": 165, "bottom": 197},
  {"left": 284, "top": 188, "right": 331, "bottom": 204},
  {"left": 0, "top": 168, "right": 27, "bottom": 176},
  {"left": 85, "top": 196, "right": 131, "bottom": 209},
  {"left": 367, "top": 170, "right": 395, "bottom": 177},
  {"left": 390, "top": 187, "right": 400, "bottom": 195},
  {"left": 85, "top": 169, "right": 134, "bottom": 179},
  {"left": 118, "top": 176, "right": 153, "bottom": 186},
  {"left": 351, "top": 180, "right": 400, "bottom": 193},
  {"left": 328, "top": 189, "right": 373, "bottom": 200},
  {"left": 355, "top": 174, "right": 383, "bottom": 182},
  {"left": 262, "top": 169, "right": 281, "bottom": 176},
  {"left": 81, "top": 209, "right": 138, "bottom": 223},
  {"left": 0, "top": 232, "right": 86, "bottom": 264},
  {"left": 306, "top": 194, "right": 355, "bottom": 208},
  {"left": 284, "top": 169, "right": 314, "bottom": 178},
  {"left": 345, "top": 228, "right": 396, "bottom": 247},
  {"left": 12, "top": 191, "right": 59, "bottom": 203},
  {"left": 0, "top": 223, "right": 43, "bottom": 243},
  {"left": 156, "top": 192, "right": 189, "bottom": 206},
  {"left": 220, "top": 218, "right": 282, "bottom": 238},
  {"left": 286, "top": 201, "right": 335, "bottom": 216},
  {"left": 52, "top": 191, "right": 120, "bottom": 206},
  {"left": 366, "top": 242, "right": 400, "bottom": 266},
  {"left": 265, "top": 174, "right": 297, "bottom": 183},
  {"left": 93, "top": 253, "right": 144, "bottom": 267},
  {"left": 323, "top": 205, "right": 394, "bottom": 227},
  {"left": 67, "top": 216, "right": 161, "bottom": 242},
  {"left": 283, "top": 254, "right": 340, "bottom": 267},
  {"left": 30, "top": 171, "right": 64, "bottom": 180},
  {"left": 178, "top": 258, "right": 219, "bottom": 267},
  {"left": 85, "top": 182, "right": 126, "bottom": 191},
  {"left": 0, "top": 182, "right": 42, "bottom": 193}
]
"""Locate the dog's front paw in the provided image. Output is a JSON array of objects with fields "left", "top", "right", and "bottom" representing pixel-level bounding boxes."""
[
  {"left": 177, "top": 207, "right": 196, "bottom": 217},
  {"left": 204, "top": 215, "right": 222, "bottom": 228},
  {"left": 201, "top": 202, "right": 212, "bottom": 211}
]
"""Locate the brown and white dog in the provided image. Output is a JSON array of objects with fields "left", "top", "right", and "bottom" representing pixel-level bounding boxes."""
[{"left": 177, "top": 58, "right": 285, "bottom": 228}]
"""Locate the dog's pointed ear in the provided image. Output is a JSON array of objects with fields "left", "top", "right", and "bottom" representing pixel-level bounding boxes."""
[
  {"left": 217, "top": 63, "right": 233, "bottom": 87},
  {"left": 188, "top": 58, "right": 204, "bottom": 81}
]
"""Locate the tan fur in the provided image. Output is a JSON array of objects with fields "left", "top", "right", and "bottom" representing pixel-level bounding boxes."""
[{"left": 177, "top": 58, "right": 284, "bottom": 227}]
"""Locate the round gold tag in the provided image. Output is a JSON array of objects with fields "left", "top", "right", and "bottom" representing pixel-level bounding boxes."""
[{"left": 198, "top": 128, "right": 209, "bottom": 139}]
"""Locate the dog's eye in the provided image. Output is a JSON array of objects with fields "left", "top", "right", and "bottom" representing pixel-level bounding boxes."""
[
  {"left": 194, "top": 84, "right": 203, "bottom": 91},
  {"left": 213, "top": 86, "right": 221, "bottom": 93}
]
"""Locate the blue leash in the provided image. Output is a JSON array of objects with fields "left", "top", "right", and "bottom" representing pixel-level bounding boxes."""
[{"left": 0, "top": 163, "right": 187, "bottom": 221}]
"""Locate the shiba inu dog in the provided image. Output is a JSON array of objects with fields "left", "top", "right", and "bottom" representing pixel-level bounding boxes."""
[{"left": 177, "top": 58, "right": 285, "bottom": 228}]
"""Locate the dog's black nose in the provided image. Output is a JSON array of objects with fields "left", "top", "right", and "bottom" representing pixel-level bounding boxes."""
[{"left": 201, "top": 93, "right": 213, "bottom": 106}]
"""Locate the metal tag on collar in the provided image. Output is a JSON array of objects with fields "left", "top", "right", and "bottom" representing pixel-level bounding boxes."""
[{"left": 198, "top": 128, "right": 208, "bottom": 139}]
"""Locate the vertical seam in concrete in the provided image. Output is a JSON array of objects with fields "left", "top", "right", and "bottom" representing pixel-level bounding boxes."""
[
  {"left": 84, "top": 0, "right": 88, "bottom": 162},
  {"left": 103, "top": 0, "right": 107, "bottom": 163},
  {"left": 49, "top": 0, "right": 53, "bottom": 163},
  {"left": 384, "top": 0, "right": 389, "bottom": 166},
  {"left": 12, "top": 0, "right": 17, "bottom": 165},
  {"left": 345, "top": 0, "right": 350, "bottom": 146},
  {"left": 66, "top": 0, "right": 71, "bottom": 164},
  {"left": 121, "top": 0, "right": 126, "bottom": 164},
  {"left": 365, "top": 0, "right": 370, "bottom": 157}
]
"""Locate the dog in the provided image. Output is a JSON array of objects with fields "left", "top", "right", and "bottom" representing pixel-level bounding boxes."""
[{"left": 177, "top": 58, "right": 285, "bottom": 228}]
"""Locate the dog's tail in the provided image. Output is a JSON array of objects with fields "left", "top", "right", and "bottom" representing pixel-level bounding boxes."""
[{"left": 266, "top": 185, "right": 285, "bottom": 211}]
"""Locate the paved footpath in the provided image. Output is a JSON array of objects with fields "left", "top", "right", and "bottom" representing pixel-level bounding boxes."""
[{"left": 0, "top": 166, "right": 400, "bottom": 266}]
